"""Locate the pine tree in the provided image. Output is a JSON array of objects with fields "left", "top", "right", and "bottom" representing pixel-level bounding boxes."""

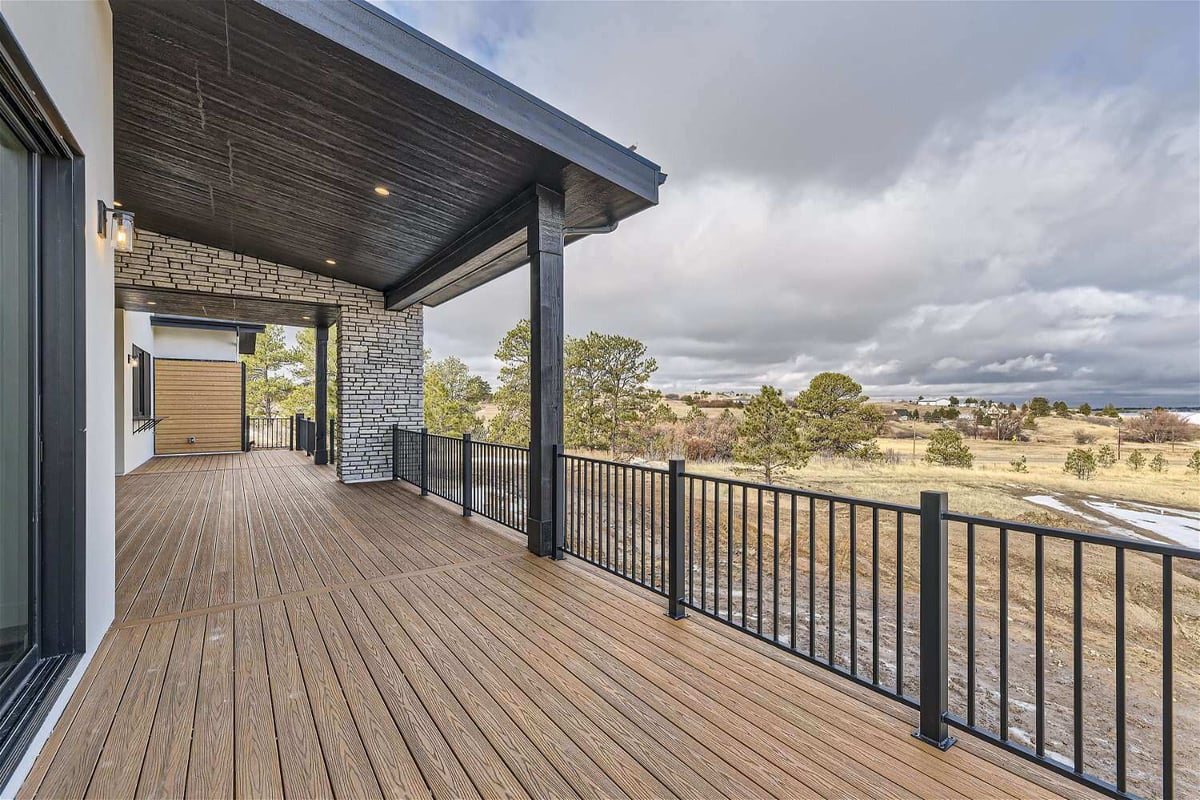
[
  {"left": 1187, "top": 450, "right": 1200, "bottom": 475},
  {"left": 488, "top": 320, "right": 531, "bottom": 445},
  {"left": 1064, "top": 448, "right": 1096, "bottom": 480},
  {"left": 924, "top": 429, "right": 974, "bottom": 468},
  {"left": 794, "top": 372, "right": 884, "bottom": 459},
  {"left": 283, "top": 325, "right": 338, "bottom": 418},
  {"left": 733, "top": 386, "right": 806, "bottom": 484},
  {"left": 424, "top": 353, "right": 484, "bottom": 436},
  {"left": 242, "top": 324, "right": 299, "bottom": 419},
  {"left": 1127, "top": 450, "right": 1146, "bottom": 471}
]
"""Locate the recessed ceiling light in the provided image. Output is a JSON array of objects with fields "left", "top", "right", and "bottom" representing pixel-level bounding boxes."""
[
  {"left": 112, "top": 200, "right": 123, "bottom": 208},
  {"left": 325, "top": 258, "right": 337, "bottom": 265},
  {"left": 146, "top": 301, "right": 156, "bottom": 306},
  {"left": 373, "top": 186, "right": 390, "bottom": 197},
  {"left": 301, "top": 315, "right": 312, "bottom": 320}
]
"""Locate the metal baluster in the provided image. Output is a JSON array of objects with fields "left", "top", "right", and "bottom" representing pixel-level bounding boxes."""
[
  {"left": 1073, "top": 540, "right": 1083, "bottom": 773},
  {"left": 967, "top": 522, "right": 976, "bottom": 727},
  {"left": 1036, "top": 534, "right": 1045, "bottom": 757},
  {"left": 1000, "top": 527, "right": 1009, "bottom": 740},
  {"left": 1115, "top": 548, "right": 1126, "bottom": 794}
]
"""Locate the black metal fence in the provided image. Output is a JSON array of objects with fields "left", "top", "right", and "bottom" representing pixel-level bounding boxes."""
[
  {"left": 295, "top": 416, "right": 317, "bottom": 456},
  {"left": 385, "top": 433, "right": 1194, "bottom": 800},
  {"left": 559, "top": 454, "right": 670, "bottom": 596},
  {"left": 389, "top": 426, "right": 527, "bottom": 534},
  {"left": 245, "top": 416, "right": 291, "bottom": 449}
]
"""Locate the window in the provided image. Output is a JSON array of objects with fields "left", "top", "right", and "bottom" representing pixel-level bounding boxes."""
[{"left": 132, "top": 345, "right": 151, "bottom": 419}]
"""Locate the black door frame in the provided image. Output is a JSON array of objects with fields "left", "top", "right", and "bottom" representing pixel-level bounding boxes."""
[{"left": 0, "top": 18, "right": 88, "bottom": 788}]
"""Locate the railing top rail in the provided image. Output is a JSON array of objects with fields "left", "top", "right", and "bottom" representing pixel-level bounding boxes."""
[
  {"left": 396, "top": 428, "right": 529, "bottom": 453},
  {"left": 679, "top": 470, "right": 922, "bottom": 515},
  {"left": 559, "top": 451, "right": 668, "bottom": 475},
  {"left": 943, "top": 510, "right": 1199, "bottom": 559}
]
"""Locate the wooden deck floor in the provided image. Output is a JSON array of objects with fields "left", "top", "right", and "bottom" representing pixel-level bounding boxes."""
[{"left": 20, "top": 451, "right": 1097, "bottom": 799}]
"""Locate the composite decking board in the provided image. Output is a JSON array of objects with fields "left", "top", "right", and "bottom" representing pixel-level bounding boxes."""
[
  {"left": 327, "top": 587, "right": 483, "bottom": 800},
  {"left": 152, "top": 469, "right": 222, "bottom": 619},
  {"left": 497, "top": 558, "right": 966, "bottom": 799},
  {"left": 121, "top": 469, "right": 218, "bottom": 622},
  {"left": 186, "top": 610, "right": 234, "bottom": 799},
  {"left": 387, "top": 579, "right": 626, "bottom": 800},
  {"left": 513, "top": 554, "right": 1081, "bottom": 800},
  {"left": 402, "top": 575, "right": 673, "bottom": 799},
  {"left": 84, "top": 621, "right": 178, "bottom": 799},
  {"left": 466, "top": 561, "right": 847, "bottom": 798},
  {"left": 14, "top": 630, "right": 119, "bottom": 800},
  {"left": 422, "top": 573, "right": 739, "bottom": 796},
  {"left": 307, "top": 593, "right": 432, "bottom": 798},
  {"left": 23, "top": 451, "right": 1096, "bottom": 800},
  {"left": 504, "top": 555, "right": 1062, "bottom": 800},
  {"left": 233, "top": 605, "right": 284, "bottom": 799},
  {"left": 33, "top": 626, "right": 149, "bottom": 800},
  {"left": 283, "top": 595, "right": 384, "bottom": 800},
  {"left": 134, "top": 615, "right": 205, "bottom": 799},
  {"left": 258, "top": 600, "right": 333, "bottom": 799},
  {"left": 348, "top": 583, "right": 529, "bottom": 798}
]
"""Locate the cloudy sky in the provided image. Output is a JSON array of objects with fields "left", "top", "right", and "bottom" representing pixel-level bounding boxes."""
[{"left": 380, "top": 1, "right": 1199, "bottom": 407}]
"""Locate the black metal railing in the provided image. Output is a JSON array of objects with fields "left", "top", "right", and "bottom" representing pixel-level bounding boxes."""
[
  {"left": 295, "top": 414, "right": 317, "bottom": 456},
  {"left": 384, "top": 433, "right": 1192, "bottom": 799},
  {"left": 670, "top": 468, "right": 922, "bottom": 706},
  {"left": 938, "top": 511, "right": 1195, "bottom": 799},
  {"left": 559, "top": 453, "right": 670, "bottom": 596},
  {"left": 389, "top": 426, "right": 528, "bottom": 534},
  {"left": 245, "top": 416, "right": 291, "bottom": 449}
]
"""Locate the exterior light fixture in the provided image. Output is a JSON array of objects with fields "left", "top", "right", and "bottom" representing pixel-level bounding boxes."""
[
  {"left": 373, "top": 186, "right": 390, "bottom": 197},
  {"left": 98, "top": 201, "right": 136, "bottom": 252},
  {"left": 126, "top": 353, "right": 138, "bottom": 367},
  {"left": 324, "top": 258, "right": 337, "bottom": 265},
  {"left": 146, "top": 301, "right": 156, "bottom": 305}
]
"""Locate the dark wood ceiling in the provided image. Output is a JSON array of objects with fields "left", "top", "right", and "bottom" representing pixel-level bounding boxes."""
[
  {"left": 116, "top": 286, "right": 339, "bottom": 328},
  {"left": 112, "top": 0, "right": 663, "bottom": 296}
]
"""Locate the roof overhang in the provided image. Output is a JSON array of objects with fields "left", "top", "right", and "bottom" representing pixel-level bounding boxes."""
[
  {"left": 149, "top": 314, "right": 268, "bottom": 354},
  {"left": 112, "top": 0, "right": 664, "bottom": 306}
]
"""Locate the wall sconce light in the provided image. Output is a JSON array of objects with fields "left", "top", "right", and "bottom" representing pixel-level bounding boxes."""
[
  {"left": 126, "top": 353, "right": 138, "bottom": 367},
  {"left": 98, "top": 201, "right": 136, "bottom": 252}
]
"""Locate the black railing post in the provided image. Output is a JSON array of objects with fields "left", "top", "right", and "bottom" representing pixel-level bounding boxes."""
[
  {"left": 462, "top": 433, "right": 473, "bottom": 517},
  {"left": 329, "top": 416, "right": 336, "bottom": 464},
  {"left": 391, "top": 424, "right": 399, "bottom": 480},
  {"left": 667, "top": 458, "right": 687, "bottom": 619},
  {"left": 552, "top": 444, "right": 565, "bottom": 560},
  {"left": 914, "top": 490, "right": 955, "bottom": 750},
  {"left": 420, "top": 427, "right": 429, "bottom": 496},
  {"left": 289, "top": 415, "right": 295, "bottom": 450}
]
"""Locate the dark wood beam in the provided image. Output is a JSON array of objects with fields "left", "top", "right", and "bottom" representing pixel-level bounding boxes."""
[
  {"left": 527, "top": 185, "right": 565, "bottom": 556},
  {"left": 314, "top": 323, "right": 329, "bottom": 465},
  {"left": 384, "top": 188, "right": 536, "bottom": 310}
]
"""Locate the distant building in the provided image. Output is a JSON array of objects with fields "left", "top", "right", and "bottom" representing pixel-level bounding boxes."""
[{"left": 918, "top": 396, "right": 952, "bottom": 406}]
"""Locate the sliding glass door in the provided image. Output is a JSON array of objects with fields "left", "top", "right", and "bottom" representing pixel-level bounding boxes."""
[{"left": 0, "top": 114, "right": 35, "bottom": 692}]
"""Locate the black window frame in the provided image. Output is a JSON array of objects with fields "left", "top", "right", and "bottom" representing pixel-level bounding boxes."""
[
  {"left": 0, "top": 18, "right": 87, "bottom": 790},
  {"left": 131, "top": 344, "right": 152, "bottom": 420}
]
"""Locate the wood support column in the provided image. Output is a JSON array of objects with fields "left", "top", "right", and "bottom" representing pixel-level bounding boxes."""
[
  {"left": 527, "top": 185, "right": 564, "bottom": 556},
  {"left": 314, "top": 323, "right": 329, "bottom": 465}
]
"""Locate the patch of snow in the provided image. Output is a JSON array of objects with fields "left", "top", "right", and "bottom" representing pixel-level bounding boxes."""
[{"left": 1081, "top": 499, "right": 1200, "bottom": 551}]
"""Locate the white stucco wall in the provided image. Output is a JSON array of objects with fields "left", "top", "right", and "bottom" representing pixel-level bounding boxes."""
[
  {"left": 153, "top": 325, "right": 239, "bottom": 361},
  {"left": 0, "top": 1, "right": 113, "bottom": 796}
]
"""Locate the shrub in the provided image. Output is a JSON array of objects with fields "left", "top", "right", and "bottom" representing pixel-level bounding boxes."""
[
  {"left": 1096, "top": 445, "right": 1116, "bottom": 468},
  {"left": 1073, "top": 429, "right": 1097, "bottom": 445},
  {"left": 924, "top": 429, "right": 974, "bottom": 468},
  {"left": 1188, "top": 450, "right": 1200, "bottom": 475},
  {"left": 1009, "top": 455, "right": 1028, "bottom": 473},
  {"left": 1127, "top": 450, "right": 1146, "bottom": 471},
  {"left": 1064, "top": 448, "right": 1097, "bottom": 480},
  {"left": 1149, "top": 453, "right": 1167, "bottom": 473}
]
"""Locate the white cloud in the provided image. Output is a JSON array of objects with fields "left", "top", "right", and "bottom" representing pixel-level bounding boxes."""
[{"left": 386, "top": 1, "right": 1199, "bottom": 405}]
